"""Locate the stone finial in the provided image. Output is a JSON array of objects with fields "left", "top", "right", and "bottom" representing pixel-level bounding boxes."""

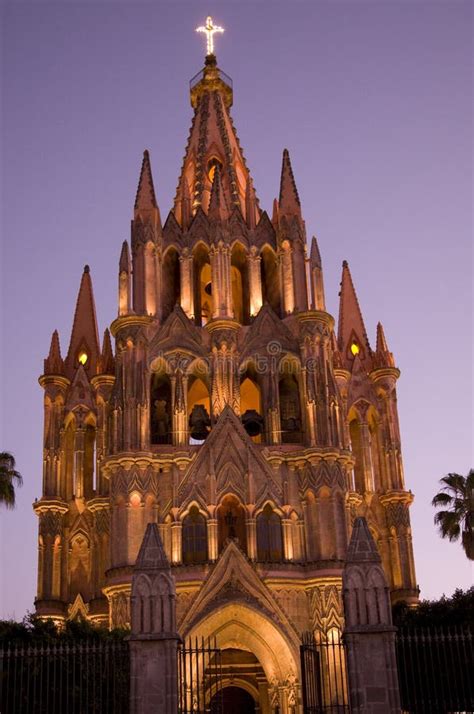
[
  {"left": 135, "top": 522, "right": 170, "bottom": 571},
  {"left": 310, "top": 236, "right": 322, "bottom": 268},
  {"left": 119, "top": 240, "right": 131, "bottom": 273},
  {"left": 99, "top": 328, "right": 115, "bottom": 375},
  {"left": 374, "top": 321, "right": 396, "bottom": 368},
  {"left": 134, "top": 149, "right": 158, "bottom": 212},
  {"left": 44, "top": 329, "right": 65, "bottom": 375},
  {"left": 346, "top": 517, "right": 382, "bottom": 564},
  {"left": 278, "top": 148, "right": 301, "bottom": 217}
]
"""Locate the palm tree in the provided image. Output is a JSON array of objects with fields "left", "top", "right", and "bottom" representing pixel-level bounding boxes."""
[
  {"left": 0, "top": 452, "right": 23, "bottom": 509},
  {"left": 432, "top": 469, "right": 474, "bottom": 560}
]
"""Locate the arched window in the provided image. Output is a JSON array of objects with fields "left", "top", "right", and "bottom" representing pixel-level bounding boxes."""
[
  {"left": 279, "top": 372, "right": 302, "bottom": 443},
  {"left": 84, "top": 421, "right": 96, "bottom": 497},
  {"left": 349, "top": 418, "right": 365, "bottom": 492},
  {"left": 64, "top": 420, "right": 75, "bottom": 499},
  {"left": 256, "top": 504, "right": 283, "bottom": 561},
  {"left": 194, "top": 244, "right": 212, "bottom": 326},
  {"left": 217, "top": 494, "right": 247, "bottom": 554},
  {"left": 182, "top": 506, "right": 207, "bottom": 564},
  {"left": 188, "top": 375, "right": 211, "bottom": 443},
  {"left": 261, "top": 246, "right": 281, "bottom": 316},
  {"left": 240, "top": 366, "right": 264, "bottom": 442},
  {"left": 150, "top": 373, "right": 172, "bottom": 444},
  {"left": 231, "top": 243, "right": 249, "bottom": 324},
  {"left": 162, "top": 248, "right": 181, "bottom": 321}
]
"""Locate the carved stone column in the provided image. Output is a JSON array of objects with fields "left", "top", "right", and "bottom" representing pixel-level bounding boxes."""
[
  {"left": 282, "top": 518, "right": 294, "bottom": 560},
  {"left": 280, "top": 240, "right": 295, "bottom": 314},
  {"left": 179, "top": 248, "right": 194, "bottom": 319},
  {"left": 129, "top": 523, "right": 180, "bottom": 714},
  {"left": 248, "top": 246, "right": 263, "bottom": 317},
  {"left": 246, "top": 517, "right": 257, "bottom": 560},
  {"left": 343, "top": 517, "right": 401, "bottom": 713}
]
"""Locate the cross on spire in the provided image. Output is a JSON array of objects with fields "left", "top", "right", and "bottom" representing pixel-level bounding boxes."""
[{"left": 196, "top": 16, "right": 224, "bottom": 56}]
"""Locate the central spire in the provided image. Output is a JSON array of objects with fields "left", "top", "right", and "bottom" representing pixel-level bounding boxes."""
[{"left": 173, "top": 26, "right": 260, "bottom": 228}]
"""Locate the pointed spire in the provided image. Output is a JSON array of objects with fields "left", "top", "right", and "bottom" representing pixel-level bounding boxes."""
[
  {"left": 99, "top": 328, "right": 115, "bottom": 375},
  {"left": 135, "top": 523, "right": 170, "bottom": 570},
  {"left": 376, "top": 321, "right": 389, "bottom": 353},
  {"left": 65, "top": 265, "right": 101, "bottom": 377},
  {"left": 118, "top": 241, "right": 132, "bottom": 316},
  {"left": 119, "top": 240, "right": 130, "bottom": 273},
  {"left": 278, "top": 149, "right": 301, "bottom": 218},
  {"left": 337, "top": 260, "right": 371, "bottom": 366},
  {"left": 44, "top": 330, "right": 65, "bottom": 375},
  {"left": 346, "top": 517, "right": 381, "bottom": 565},
  {"left": 310, "top": 236, "right": 322, "bottom": 268},
  {"left": 134, "top": 150, "right": 158, "bottom": 213},
  {"left": 309, "top": 236, "right": 325, "bottom": 311},
  {"left": 208, "top": 163, "right": 228, "bottom": 220},
  {"left": 374, "top": 321, "right": 395, "bottom": 368}
]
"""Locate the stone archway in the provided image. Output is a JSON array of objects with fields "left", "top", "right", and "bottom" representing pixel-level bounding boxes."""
[
  {"left": 211, "top": 685, "right": 256, "bottom": 713},
  {"left": 186, "top": 602, "right": 300, "bottom": 713}
]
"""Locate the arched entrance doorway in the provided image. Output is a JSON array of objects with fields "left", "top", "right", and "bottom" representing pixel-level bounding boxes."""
[
  {"left": 211, "top": 685, "right": 256, "bottom": 714},
  {"left": 184, "top": 602, "right": 301, "bottom": 713}
]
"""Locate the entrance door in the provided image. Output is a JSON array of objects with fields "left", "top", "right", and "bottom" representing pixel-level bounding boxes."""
[{"left": 211, "top": 686, "right": 255, "bottom": 714}]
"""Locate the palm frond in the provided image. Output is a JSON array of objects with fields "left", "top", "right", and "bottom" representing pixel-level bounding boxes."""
[
  {"left": 0, "top": 480, "right": 15, "bottom": 509},
  {"left": 434, "top": 510, "right": 461, "bottom": 541},
  {"left": 432, "top": 492, "right": 453, "bottom": 507}
]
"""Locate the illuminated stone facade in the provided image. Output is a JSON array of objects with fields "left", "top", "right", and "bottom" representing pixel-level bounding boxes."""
[{"left": 35, "top": 50, "right": 418, "bottom": 709}]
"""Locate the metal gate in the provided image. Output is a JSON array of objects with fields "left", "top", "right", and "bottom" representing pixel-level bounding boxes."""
[
  {"left": 300, "top": 631, "right": 350, "bottom": 714},
  {"left": 0, "top": 639, "right": 129, "bottom": 713},
  {"left": 178, "top": 637, "right": 223, "bottom": 713}
]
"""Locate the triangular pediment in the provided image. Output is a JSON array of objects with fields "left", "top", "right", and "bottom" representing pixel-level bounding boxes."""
[
  {"left": 65, "top": 365, "right": 95, "bottom": 413},
  {"left": 347, "top": 355, "right": 377, "bottom": 408},
  {"left": 254, "top": 211, "right": 276, "bottom": 248},
  {"left": 188, "top": 206, "right": 210, "bottom": 244},
  {"left": 177, "top": 406, "right": 282, "bottom": 506},
  {"left": 149, "top": 305, "right": 207, "bottom": 359},
  {"left": 229, "top": 206, "right": 248, "bottom": 241},
  {"left": 241, "top": 304, "right": 297, "bottom": 360},
  {"left": 162, "top": 210, "right": 183, "bottom": 247},
  {"left": 179, "top": 539, "right": 297, "bottom": 640},
  {"left": 135, "top": 523, "right": 170, "bottom": 571}
]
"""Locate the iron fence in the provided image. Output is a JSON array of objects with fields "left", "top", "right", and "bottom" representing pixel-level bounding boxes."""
[
  {"left": 0, "top": 639, "right": 129, "bottom": 714},
  {"left": 396, "top": 627, "right": 474, "bottom": 714},
  {"left": 300, "top": 631, "right": 350, "bottom": 714},
  {"left": 178, "top": 637, "right": 223, "bottom": 714}
]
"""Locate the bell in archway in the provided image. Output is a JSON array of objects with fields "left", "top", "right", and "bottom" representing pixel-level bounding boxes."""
[
  {"left": 241, "top": 409, "right": 264, "bottom": 437},
  {"left": 189, "top": 404, "right": 211, "bottom": 440}
]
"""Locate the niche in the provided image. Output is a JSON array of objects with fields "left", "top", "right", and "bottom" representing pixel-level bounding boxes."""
[
  {"left": 150, "top": 373, "right": 172, "bottom": 444},
  {"left": 162, "top": 248, "right": 181, "bottom": 321},
  {"left": 279, "top": 372, "right": 302, "bottom": 443},
  {"left": 256, "top": 504, "right": 283, "bottom": 561},
  {"left": 217, "top": 494, "right": 247, "bottom": 554}
]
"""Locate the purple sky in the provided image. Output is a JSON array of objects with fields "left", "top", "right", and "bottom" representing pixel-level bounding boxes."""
[{"left": 1, "top": 2, "right": 472, "bottom": 620}]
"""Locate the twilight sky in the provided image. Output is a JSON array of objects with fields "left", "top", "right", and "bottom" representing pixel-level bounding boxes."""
[{"left": 1, "top": 1, "right": 472, "bottom": 620}]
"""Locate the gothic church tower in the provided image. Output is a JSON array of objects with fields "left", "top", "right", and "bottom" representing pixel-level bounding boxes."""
[{"left": 35, "top": 33, "right": 418, "bottom": 707}]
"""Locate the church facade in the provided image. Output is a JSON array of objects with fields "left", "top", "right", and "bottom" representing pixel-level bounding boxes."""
[{"left": 35, "top": 45, "right": 418, "bottom": 708}]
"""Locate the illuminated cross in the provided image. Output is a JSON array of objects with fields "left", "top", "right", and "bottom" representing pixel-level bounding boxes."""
[{"left": 196, "top": 16, "right": 224, "bottom": 56}]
